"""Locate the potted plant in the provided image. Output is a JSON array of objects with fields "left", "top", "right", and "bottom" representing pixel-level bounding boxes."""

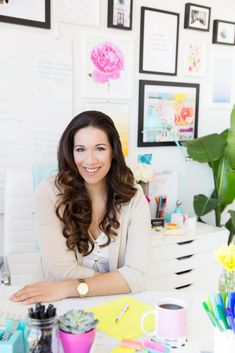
[
  {"left": 58, "top": 309, "right": 98, "bottom": 353},
  {"left": 182, "top": 105, "right": 235, "bottom": 243}
]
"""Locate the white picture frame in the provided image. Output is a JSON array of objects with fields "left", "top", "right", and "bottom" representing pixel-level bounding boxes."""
[
  {"left": 208, "top": 56, "right": 235, "bottom": 109},
  {"left": 61, "top": 0, "right": 100, "bottom": 27},
  {"left": 81, "top": 31, "right": 133, "bottom": 99},
  {"left": 83, "top": 100, "right": 130, "bottom": 156},
  {"left": 183, "top": 42, "right": 207, "bottom": 77}
]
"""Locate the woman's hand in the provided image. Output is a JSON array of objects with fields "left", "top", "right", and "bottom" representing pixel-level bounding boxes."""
[{"left": 10, "top": 280, "right": 77, "bottom": 304}]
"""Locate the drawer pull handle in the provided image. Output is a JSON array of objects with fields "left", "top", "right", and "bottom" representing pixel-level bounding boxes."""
[
  {"left": 175, "top": 269, "right": 193, "bottom": 275},
  {"left": 175, "top": 283, "right": 193, "bottom": 290},
  {"left": 177, "top": 240, "right": 194, "bottom": 245},
  {"left": 176, "top": 254, "right": 194, "bottom": 260}
]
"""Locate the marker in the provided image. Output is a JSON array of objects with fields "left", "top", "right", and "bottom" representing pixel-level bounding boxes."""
[
  {"left": 216, "top": 304, "right": 229, "bottom": 329},
  {"left": 202, "top": 302, "right": 223, "bottom": 331},
  {"left": 115, "top": 303, "right": 129, "bottom": 323},
  {"left": 217, "top": 292, "right": 227, "bottom": 318},
  {"left": 228, "top": 292, "right": 235, "bottom": 317},
  {"left": 226, "top": 308, "right": 235, "bottom": 333},
  {"left": 210, "top": 294, "right": 220, "bottom": 320},
  {"left": 144, "top": 339, "right": 166, "bottom": 352}
]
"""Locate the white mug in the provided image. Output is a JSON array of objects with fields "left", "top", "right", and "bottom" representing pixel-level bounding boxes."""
[{"left": 141, "top": 298, "right": 187, "bottom": 345}]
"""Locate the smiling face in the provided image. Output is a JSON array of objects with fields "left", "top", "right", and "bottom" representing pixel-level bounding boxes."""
[{"left": 73, "top": 126, "right": 113, "bottom": 189}]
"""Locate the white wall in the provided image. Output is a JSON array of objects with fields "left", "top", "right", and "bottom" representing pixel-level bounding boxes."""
[
  {"left": 1, "top": 0, "right": 235, "bottom": 253},
  {"left": 60, "top": 0, "right": 235, "bottom": 217}
]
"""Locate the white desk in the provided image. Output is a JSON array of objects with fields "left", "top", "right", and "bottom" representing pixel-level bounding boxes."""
[{"left": 0, "top": 286, "right": 214, "bottom": 353}]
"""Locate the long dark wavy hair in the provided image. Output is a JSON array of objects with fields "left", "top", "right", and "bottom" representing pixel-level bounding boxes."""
[{"left": 55, "top": 110, "right": 137, "bottom": 256}]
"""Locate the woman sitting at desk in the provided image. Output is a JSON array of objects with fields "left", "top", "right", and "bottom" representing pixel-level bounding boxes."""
[{"left": 11, "top": 111, "right": 151, "bottom": 304}]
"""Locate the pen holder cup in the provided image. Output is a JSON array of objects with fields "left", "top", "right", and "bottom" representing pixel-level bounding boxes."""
[
  {"left": 24, "top": 316, "right": 59, "bottom": 353},
  {"left": 151, "top": 218, "right": 164, "bottom": 227},
  {"left": 0, "top": 330, "right": 25, "bottom": 353},
  {"left": 214, "top": 329, "right": 235, "bottom": 353}
]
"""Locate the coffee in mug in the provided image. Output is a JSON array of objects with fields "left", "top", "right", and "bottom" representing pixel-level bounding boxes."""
[{"left": 141, "top": 297, "right": 187, "bottom": 348}]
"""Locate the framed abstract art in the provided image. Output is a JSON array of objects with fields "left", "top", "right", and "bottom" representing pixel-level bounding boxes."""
[{"left": 138, "top": 80, "right": 199, "bottom": 147}]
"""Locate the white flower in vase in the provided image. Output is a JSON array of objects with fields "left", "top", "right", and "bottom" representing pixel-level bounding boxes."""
[{"left": 129, "top": 162, "right": 154, "bottom": 197}]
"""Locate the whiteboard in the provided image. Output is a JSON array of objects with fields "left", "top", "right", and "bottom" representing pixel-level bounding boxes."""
[{"left": 0, "top": 29, "right": 72, "bottom": 213}]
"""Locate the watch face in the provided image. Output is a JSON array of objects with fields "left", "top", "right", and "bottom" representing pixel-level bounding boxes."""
[{"left": 77, "top": 282, "right": 89, "bottom": 296}]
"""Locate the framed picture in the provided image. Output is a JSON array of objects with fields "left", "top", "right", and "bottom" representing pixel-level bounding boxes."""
[
  {"left": 183, "top": 41, "right": 207, "bottom": 77},
  {"left": 0, "top": 0, "right": 50, "bottom": 28},
  {"left": 208, "top": 55, "right": 235, "bottom": 109},
  {"left": 81, "top": 31, "right": 134, "bottom": 99},
  {"left": 139, "top": 7, "right": 179, "bottom": 75},
  {"left": 212, "top": 20, "right": 235, "bottom": 45},
  {"left": 107, "top": 0, "right": 133, "bottom": 30},
  {"left": 83, "top": 100, "right": 130, "bottom": 156},
  {"left": 61, "top": 0, "right": 100, "bottom": 27},
  {"left": 138, "top": 80, "right": 199, "bottom": 147},
  {"left": 184, "top": 3, "right": 211, "bottom": 31}
]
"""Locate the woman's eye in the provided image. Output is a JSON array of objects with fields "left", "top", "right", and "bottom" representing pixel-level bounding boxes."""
[
  {"left": 97, "top": 146, "right": 105, "bottom": 151},
  {"left": 75, "top": 147, "right": 85, "bottom": 152}
]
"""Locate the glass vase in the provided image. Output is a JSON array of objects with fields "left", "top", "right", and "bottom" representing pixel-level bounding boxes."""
[{"left": 218, "top": 268, "right": 235, "bottom": 293}]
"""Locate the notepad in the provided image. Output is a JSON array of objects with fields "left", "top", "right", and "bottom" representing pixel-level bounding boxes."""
[{"left": 86, "top": 296, "right": 154, "bottom": 341}]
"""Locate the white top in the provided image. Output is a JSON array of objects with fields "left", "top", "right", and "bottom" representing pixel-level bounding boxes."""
[{"left": 82, "top": 232, "right": 109, "bottom": 273}]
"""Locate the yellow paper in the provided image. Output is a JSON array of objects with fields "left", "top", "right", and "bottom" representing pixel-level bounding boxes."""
[{"left": 86, "top": 296, "right": 154, "bottom": 341}]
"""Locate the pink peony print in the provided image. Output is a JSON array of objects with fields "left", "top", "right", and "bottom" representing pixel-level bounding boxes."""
[{"left": 90, "top": 41, "right": 124, "bottom": 84}]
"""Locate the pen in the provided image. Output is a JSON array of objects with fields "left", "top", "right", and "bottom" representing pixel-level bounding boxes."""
[
  {"left": 216, "top": 304, "right": 230, "bottom": 329},
  {"left": 115, "top": 303, "right": 129, "bottom": 323}
]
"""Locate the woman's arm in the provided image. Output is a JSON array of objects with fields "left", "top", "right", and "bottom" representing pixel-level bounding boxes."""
[
  {"left": 10, "top": 185, "right": 150, "bottom": 304},
  {"left": 10, "top": 271, "right": 130, "bottom": 304}
]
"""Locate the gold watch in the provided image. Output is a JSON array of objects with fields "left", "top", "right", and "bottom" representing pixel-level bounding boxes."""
[{"left": 76, "top": 279, "right": 89, "bottom": 298}]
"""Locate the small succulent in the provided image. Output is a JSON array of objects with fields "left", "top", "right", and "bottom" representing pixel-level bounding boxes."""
[{"left": 58, "top": 309, "right": 98, "bottom": 334}]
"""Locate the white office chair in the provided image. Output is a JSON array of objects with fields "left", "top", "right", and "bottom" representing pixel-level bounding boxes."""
[{"left": 3, "top": 169, "right": 40, "bottom": 285}]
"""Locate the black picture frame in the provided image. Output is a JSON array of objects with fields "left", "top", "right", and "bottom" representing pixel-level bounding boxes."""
[
  {"left": 138, "top": 80, "right": 199, "bottom": 147},
  {"left": 184, "top": 3, "right": 211, "bottom": 31},
  {"left": 107, "top": 0, "right": 133, "bottom": 30},
  {"left": 212, "top": 20, "right": 235, "bottom": 45},
  {"left": 139, "top": 7, "right": 179, "bottom": 75},
  {"left": 0, "top": 0, "right": 50, "bottom": 29}
]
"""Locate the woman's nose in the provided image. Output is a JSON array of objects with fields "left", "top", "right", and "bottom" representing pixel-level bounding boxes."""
[{"left": 86, "top": 150, "right": 96, "bottom": 164}]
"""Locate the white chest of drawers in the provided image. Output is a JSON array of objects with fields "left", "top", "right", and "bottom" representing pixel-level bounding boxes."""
[{"left": 148, "top": 222, "right": 228, "bottom": 292}]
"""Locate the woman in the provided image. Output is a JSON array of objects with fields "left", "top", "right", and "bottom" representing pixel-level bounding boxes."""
[{"left": 11, "top": 111, "right": 151, "bottom": 304}]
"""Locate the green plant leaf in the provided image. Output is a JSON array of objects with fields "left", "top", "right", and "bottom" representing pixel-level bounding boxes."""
[
  {"left": 225, "top": 210, "right": 235, "bottom": 244},
  {"left": 193, "top": 194, "right": 219, "bottom": 217},
  {"left": 225, "top": 104, "right": 235, "bottom": 169},
  {"left": 182, "top": 134, "right": 226, "bottom": 163},
  {"left": 211, "top": 157, "right": 235, "bottom": 208}
]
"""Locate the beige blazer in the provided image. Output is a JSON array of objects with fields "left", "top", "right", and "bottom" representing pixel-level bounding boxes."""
[{"left": 34, "top": 177, "right": 151, "bottom": 293}]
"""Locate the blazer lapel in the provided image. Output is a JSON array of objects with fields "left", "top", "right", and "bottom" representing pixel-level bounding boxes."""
[{"left": 108, "top": 209, "right": 124, "bottom": 271}]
